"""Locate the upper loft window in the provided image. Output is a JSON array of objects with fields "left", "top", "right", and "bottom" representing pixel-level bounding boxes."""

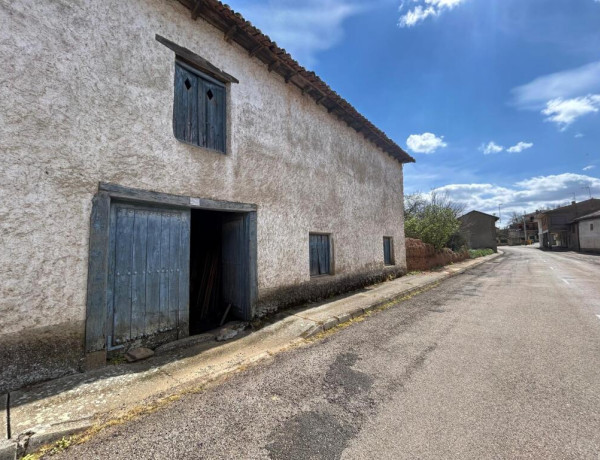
[{"left": 173, "top": 61, "right": 226, "bottom": 153}]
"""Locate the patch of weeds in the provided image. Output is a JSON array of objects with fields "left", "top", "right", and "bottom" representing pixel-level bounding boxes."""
[
  {"left": 250, "top": 318, "right": 267, "bottom": 330},
  {"left": 107, "top": 355, "right": 126, "bottom": 366},
  {"left": 406, "top": 270, "right": 422, "bottom": 276},
  {"left": 468, "top": 249, "right": 495, "bottom": 259},
  {"left": 22, "top": 436, "right": 73, "bottom": 459}
]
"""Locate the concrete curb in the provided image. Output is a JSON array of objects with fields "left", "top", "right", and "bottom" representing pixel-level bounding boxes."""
[
  {"left": 0, "top": 439, "right": 17, "bottom": 460},
  {"left": 9, "top": 251, "right": 502, "bottom": 458},
  {"left": 302, "top": 251, "right": 503, "bottom": 339}
]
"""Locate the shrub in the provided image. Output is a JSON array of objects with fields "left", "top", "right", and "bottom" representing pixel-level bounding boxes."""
[
  {"left": 404, "top": 191, "right": 464, "bottom": 250},
  {"left": 468, "top": 248, "right": 495, "bottom": 258}
]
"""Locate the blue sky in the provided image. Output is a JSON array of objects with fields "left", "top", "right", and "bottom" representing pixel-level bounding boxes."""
[{"left": 226, "top": 0, "right": 600, "bottom": 221}]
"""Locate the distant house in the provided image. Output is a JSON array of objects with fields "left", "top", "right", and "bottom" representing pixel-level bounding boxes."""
[
  {"left": 459, "top": 211, "right": 499, "bottom": 251},
  {"left": 537, "top": 199, "right": 600, "bottom": 249},
  {"left": 507, "top": 212, "right": 539, "bottom": 245},
  {"left": 572, "top": 211, "right": 600, "bottom": 253}
]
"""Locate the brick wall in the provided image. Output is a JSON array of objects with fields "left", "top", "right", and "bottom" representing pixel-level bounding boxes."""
[{"left": 405, "top": 238, "right": 469, "bottom": 271}]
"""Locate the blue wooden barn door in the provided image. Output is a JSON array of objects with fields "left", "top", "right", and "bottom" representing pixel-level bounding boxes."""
[
  {"left": 108, "top": 203, "right": 190, "bottom": 348},
  {"left": 221, "top": 214, "right": 250, "bottom": 321}
]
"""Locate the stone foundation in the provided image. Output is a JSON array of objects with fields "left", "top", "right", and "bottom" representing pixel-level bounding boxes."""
[
  {"left": 0, "top": 321, "right": 84, "bottom": 394},
  {"left": 255, "top": 265, "right": 405, "bottom": 317}
]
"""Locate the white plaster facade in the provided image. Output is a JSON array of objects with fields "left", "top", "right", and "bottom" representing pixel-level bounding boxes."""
[
  {"left": 0, "top": 0, "right": 409, "bottom": 390},
  {"left": 578, "top": 218, "right": 600, "bottom": 252}
]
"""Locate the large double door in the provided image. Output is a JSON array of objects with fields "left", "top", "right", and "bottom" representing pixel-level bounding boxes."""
[
  {"left": 107, "top": 203, "right": 191, "bottom": 348},
  {"left": 106, "top": 202, "right": 252, "bottom": 349}
]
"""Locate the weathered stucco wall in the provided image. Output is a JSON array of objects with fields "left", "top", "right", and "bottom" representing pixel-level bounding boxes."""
[
  {"left": 460, "top": 213, "right": 497, "bottom": 251},
  {"left": 0, "top": 0, "right": 406, "bottom": 390},
  {"left": 579, "top": 219, "right": 600, "bottom": 252}
]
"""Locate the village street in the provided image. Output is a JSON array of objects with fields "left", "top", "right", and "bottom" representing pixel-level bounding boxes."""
[{"left": 56, "top": 246, "right": 600, "bottom": 459}]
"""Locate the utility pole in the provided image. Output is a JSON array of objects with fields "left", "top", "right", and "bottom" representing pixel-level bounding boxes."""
[
  {"left": 498, "top": 204, "right": 502, "bottom": 224},
  {"left": 582, "top": 186, "right": 592, "bottom": 199},
  {"left": 523, "top": 212, "right": 527, "bottom": 245}
]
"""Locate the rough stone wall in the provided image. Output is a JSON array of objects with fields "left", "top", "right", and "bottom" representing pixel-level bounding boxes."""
[
  {"left": 0, "top": 0, "right": 406, "bottom": 390},
  {"left": 405, "top": 238, "right": 468, "bottom": 272}
]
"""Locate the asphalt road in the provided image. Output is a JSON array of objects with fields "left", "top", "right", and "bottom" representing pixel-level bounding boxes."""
[{"left": 58, "top": 247, "right": 600, "bottom": 459}]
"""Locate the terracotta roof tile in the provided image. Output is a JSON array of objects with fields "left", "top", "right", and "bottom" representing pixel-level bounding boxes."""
[{"left": 180, "top": 0, "right": 415, "bottom": 164}]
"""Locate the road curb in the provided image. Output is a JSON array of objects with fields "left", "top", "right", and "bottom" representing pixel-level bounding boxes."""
[
  {"left": 13, "top": 251, "right": 503, "bottom": 458},
  {"left": 303, "top": 251, "right": 503, "bottom": 337},
  {"left": 0, "top": 439, "right": 17, "bottom": 460}
]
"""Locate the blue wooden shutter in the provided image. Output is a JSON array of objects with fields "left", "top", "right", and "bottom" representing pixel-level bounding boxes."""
[
  {"left": 309, "top": 234, "right": 319, "bottom": 276},
  {"left": 309, "top": 234, "right": 330, "bottom": 276},
  {"left": 204, "top": 81, "right": 226, "bottom": 152},
  {"left": 383, "top": 237, "right": 393, "bottom": 265},
  {"left": 174, "top": 65, "right": 199, "bottom": 145},
  {"left": 318, "top": 235, "right": 330, "bottom": 275}
]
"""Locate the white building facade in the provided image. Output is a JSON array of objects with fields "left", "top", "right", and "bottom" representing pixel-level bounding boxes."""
[{"left": 0, "top": 0, "right": 413, "bottom": 391}]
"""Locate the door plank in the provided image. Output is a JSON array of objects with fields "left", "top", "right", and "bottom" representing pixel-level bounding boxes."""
[
  {"left": 130, "top": 210, "right": 148, "bottom": 340},
  {"left": 113, "top": 208, "right": 134, "bottom": 344},
  {"left": 178, "top": 211, "right": 191, "bottom": 338},
  {"left": 159, "top": 212, "right": 171, "bottom": 331},
  {"left": 167, "top": 214, "right": 181, "bottom": 330},
  {"left": 145, "top": 211, "right": 162, "bottom": 335}
]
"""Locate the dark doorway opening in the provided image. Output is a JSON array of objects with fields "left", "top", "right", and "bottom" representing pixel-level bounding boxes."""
[{"left": 189, "top": 209, "right": 250, "bottom": 335}]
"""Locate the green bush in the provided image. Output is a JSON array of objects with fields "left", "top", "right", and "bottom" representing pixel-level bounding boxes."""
[
  {"left": 447, "top": 231, "right": 468, "bottom": 252},
  {"left": 468, "top": 249, "right": 495, "bottom": 258},
  {"left": 404, "top": 192, "right": 463, "bottom": 250}
]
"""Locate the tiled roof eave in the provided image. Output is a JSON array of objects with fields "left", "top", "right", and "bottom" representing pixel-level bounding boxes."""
[{"left": 178, "top": 0, "right": 415, "bottom": 164}]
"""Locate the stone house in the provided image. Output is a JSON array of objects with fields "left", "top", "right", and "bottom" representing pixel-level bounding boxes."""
[
  {"left": 507, "top": 212, "right": 539, "bottom": 245},
  {"left": 536, "top": 199, "right": 600, "bottom": 249},
  {"left": 571, "top": 211, "right": 600, "bottom": 253},
  {"left": 0, "top": 0, "right": 414, "bottom": 392},
  {"left": 459, "top": 211, "right": 499, "bottom": 252}
]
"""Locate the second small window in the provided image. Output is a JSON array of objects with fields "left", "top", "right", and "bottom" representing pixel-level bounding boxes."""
[
  {"left": 309, "top": 234, "right": 331, "bottom": 276},
  {"left": 383, "top": 237, "right": 394, "bottom": 266}
]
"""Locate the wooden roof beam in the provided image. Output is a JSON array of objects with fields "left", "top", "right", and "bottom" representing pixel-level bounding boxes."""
[
  {"left": 224, "top": 24, "right": 238, "bottom": 43},
  {"left": 285, "top": 71, "right": 298, "bottom": 84},
  {"left": 249, "top": 44, "right": 264, "bottom": 57},
  {"left": 191, "top": 0, "right": 204, "bottom": 20}
]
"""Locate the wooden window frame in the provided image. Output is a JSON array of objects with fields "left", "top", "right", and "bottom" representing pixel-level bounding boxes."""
[
  {"left": 309, "top": 232, "right": 334, "bottom": 277},
  {"left": 383, "top": 236, "right": 395, "bottom": 266},
  {"left": 173, "top": 60, "right": 227, "bottom": 154}
]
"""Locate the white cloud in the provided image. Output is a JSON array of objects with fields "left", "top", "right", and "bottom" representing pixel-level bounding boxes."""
[
  {"left": 399, "top": 0, "right": 466, "bottom": 27},
  {"left": 507, "top": 142, "right": 534, "bottom": 153},
  {"left": 225, "top": 0, "right": 363, "bottom": 67},
  {"left": 511, "top": 61, "right": 600, "bottom": 129},
  {"left": 406, "top": 132, "right": 448, "bottom": 154},
  {"left": 434, "top": 173, "right": 600, "bottom": 218},
  {"left": 479, "top": 141, "right": 504, "bottom": 155},
  {"left": 583, "top": 165, "right": 596, "bottom": 171},
  {"left": 511, "top": 61, "right": 600, "bottom": 108},
  {"left": 541, "top": 95, "right": 600, "bottom": 129},
  {"left": 575, "top": 133, "right": 584, "bottom": 138}
]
